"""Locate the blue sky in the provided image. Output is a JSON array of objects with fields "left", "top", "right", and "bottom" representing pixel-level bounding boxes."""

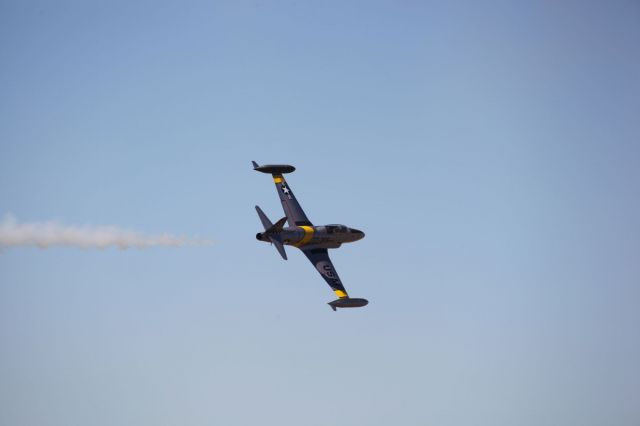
[{"left": 1, "top": 1, "right": 639, "bottom": 425}]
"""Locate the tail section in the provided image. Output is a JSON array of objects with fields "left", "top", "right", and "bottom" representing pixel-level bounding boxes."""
[{"left": 255, "top": 205, "right": 288, "bottom": 260}]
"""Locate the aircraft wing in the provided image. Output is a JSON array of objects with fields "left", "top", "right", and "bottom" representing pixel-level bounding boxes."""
[
  {"left": 272, "top": 174, "right": 312, "bottom": 227},
  {"left": 252, "top": 162, "right": 312, "bottom": 227},
  {"left": 302, "top": 248, "right": 349, "bottom": 299}
]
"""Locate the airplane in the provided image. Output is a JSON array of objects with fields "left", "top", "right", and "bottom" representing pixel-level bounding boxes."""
[{"left": 252, "top": 161, "right": 368, "bottom": 311}]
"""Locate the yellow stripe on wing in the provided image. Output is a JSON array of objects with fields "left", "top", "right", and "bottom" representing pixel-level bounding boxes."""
[
  {"left": 273, "top": 175, "right": 284, "bottom": 184},
  {"left": 334, "top": 289, "right": 348, "bottom": 299}
]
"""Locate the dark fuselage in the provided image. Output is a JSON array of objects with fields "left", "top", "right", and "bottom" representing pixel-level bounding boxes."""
[{"left": 257, "top": 224, "right": 364, "bottom": 249}]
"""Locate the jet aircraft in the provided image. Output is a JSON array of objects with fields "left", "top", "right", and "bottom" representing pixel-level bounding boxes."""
[{"left": 253, "top": 161, "right": 368, "bottom": 311}]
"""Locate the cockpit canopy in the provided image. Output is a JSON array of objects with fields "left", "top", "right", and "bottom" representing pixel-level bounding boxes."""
[
  {"left": 326, "top": 224, "right": 348, "bottom": 233},
  {"left": 326, "top": 225, "right": 363, "bottom": 234}
]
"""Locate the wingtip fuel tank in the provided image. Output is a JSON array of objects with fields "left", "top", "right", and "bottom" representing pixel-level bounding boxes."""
[
  {"left": 252, "top": 161, "right": 296, "bottom": 174},
  {"left": 328, "top": 298, "right": 369, "bottom": 311}
]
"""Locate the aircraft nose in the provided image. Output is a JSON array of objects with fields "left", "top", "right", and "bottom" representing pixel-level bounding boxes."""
[{"left": 351, "top": 228, "right": 365, "bottom": 239}]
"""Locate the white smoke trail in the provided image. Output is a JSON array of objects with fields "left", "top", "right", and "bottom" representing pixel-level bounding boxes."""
[{"left": 0, "top": 214, "right": 211, "bottom": 249}]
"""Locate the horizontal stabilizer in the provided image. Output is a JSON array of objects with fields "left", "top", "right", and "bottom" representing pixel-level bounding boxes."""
[
  {"left": 269, "top": 235, "right": 287, "bottom": 260},
  {"left": 255, "top": 205, "right": 287, "bottom": 260},
  {"left": 255, "top": 205, "right": 273, "bottom": 231}
]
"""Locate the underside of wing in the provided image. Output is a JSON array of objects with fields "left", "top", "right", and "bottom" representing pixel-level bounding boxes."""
[
  {"left": 301, "top": 248, "right": 349, "bottom": 299},
  {"left": 252, "top": 162, "right": 312, "bottom": 227},
  {"left": 272, "top": 174, "right": 312, "bottom": 227}
]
